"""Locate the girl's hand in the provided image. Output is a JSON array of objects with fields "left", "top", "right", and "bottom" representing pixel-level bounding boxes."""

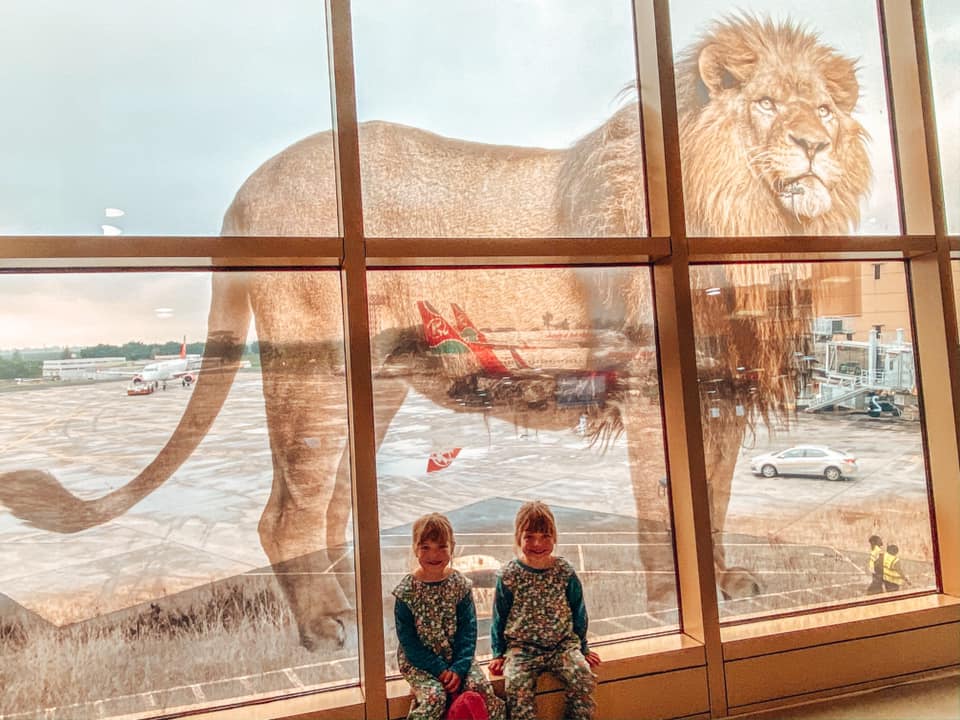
[
  {"left": 439, "top": 669, "right": 461, "bottom": 693},
  {"left": 585, "top": 651, "right": 602, "bottom": 667},
  {"left": 488, "top": 657, "right": 505, "bottom": 675}
]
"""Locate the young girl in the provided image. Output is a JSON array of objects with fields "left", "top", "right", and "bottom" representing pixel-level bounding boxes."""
[
  {"left": 489, "top": 501, "right": 601, "bottom": 720},
  {"left": 393, "top": 513, "right": 505, "bottom": 720}
]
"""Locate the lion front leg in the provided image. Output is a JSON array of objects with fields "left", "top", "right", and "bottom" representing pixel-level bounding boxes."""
[
  {"left": 622, "top": 396, "right": 676, "bottom": 613},
  {"left": 705, "top": 417, "right": 762, "bottom": 601},
  {"left": 257, "top": 372, "right": 354, "bottom": 651}
]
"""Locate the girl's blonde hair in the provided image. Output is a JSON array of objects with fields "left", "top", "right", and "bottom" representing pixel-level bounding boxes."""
[
  {"left": 514, "top": 501, "right": 557, "bottom": 548},
  {"left": 411, "top": 513, "right": 455, "bottom": 551}
]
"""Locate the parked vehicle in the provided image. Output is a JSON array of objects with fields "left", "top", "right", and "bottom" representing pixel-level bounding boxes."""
[{"left": 750, "top": 445, "right": 858, "bottom": 481}]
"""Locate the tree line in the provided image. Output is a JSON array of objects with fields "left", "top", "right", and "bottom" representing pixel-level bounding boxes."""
[
  {"left": 2, "top": 341, "right": 281, "bottom": 379},
  {"left": 0, "top": 352, "right": 42, "bottom": 380}
]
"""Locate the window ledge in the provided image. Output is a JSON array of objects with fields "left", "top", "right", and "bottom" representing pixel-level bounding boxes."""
[
  {"left": 387, "top": 633, "right": 704, "bottom": 718},
  {"left": 721, "top": 593, "right": 960, "bottom": 660},
  {"left": 170, "top": 685, "right": 365, "bottom": 720}
]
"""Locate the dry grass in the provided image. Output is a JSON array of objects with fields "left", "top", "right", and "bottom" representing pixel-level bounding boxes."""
[{"left": 0, "top": 580, "right": 344, "bottom": 717}]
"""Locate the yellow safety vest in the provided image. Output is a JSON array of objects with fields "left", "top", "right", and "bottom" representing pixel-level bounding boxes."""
[
  {"left": 868, "top": 546, "right": 883, "bottom": 575},
  {"left": 883, "top": 552, "right": 903, "bottom": 585}
]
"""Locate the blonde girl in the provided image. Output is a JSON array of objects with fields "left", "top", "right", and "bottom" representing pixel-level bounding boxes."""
[
  {"left": 392, "top": 513, "right": 504, "bottom": 720},
  {"left": 489, "top": 501, "right": 600, "bottom": 720}
]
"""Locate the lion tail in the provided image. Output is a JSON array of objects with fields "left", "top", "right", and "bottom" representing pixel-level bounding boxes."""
[{"left": 0, "top": 272, "right": 252, "bottom": 534}]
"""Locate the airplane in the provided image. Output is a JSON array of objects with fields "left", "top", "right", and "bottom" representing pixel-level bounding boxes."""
[
  {"left": 450, "top": 302, "right": 532, "bottom": 370},
  {"left": 416, "top": 301, "right": 616, "bottom": 410},
  {"left": 127, "top": 338, "right": 202, "bottom": 394}
]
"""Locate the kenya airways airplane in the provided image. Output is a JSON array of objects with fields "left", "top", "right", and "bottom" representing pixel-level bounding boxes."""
[
  {"left": 416, "top": 301, "right": 614, "bottom": 409},
  {"left": 126, "top": 339, "right": 202, "bottom": 395}
]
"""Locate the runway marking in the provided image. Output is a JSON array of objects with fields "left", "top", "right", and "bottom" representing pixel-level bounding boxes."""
[
  {"left": 0, "top": 408, "right": 82, "bottom": 454},
  {"left": 283, "top": 668, "right": 305, "bottom": 688},
  {"left": 322, "top": 548, "right": 351, "bottom": 573}
]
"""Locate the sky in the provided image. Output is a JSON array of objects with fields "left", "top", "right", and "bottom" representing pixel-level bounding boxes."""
[{"left": 0, "top": 0, "right": 956, "bottom": 350}]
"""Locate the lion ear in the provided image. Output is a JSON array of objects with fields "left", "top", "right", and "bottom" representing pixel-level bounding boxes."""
[
  {"left": 697, "top": 42, "right": 756, "bottom": 95},
  {"left": 822, "top": 56, "right": 860, "bottom": 113}
]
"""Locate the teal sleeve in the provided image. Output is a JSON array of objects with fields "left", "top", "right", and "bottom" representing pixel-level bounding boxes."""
[
  {"left": 566, "top": 573, "right": 590, "bottom": 655},
  {"left": 490, "top": 574, "right": 513, "bottom": 658},
  {"left": 394, "top": 598, "right": 448, "bottom": 678},
  {"left": 449, "top": 592, "right": 478, "bottom": 679}
]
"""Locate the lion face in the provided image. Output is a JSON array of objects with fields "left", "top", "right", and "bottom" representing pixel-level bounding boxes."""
[
  {"left": 740, "top": 56, "right": 857, "bottom": 220},
  {"left": 678, "top": 16, "right": 873, "bottom": 235}
]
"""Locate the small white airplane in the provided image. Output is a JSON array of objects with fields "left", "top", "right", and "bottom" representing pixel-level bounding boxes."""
[{"left": 126, "top": 339, "right": 202, "bottom": 395}]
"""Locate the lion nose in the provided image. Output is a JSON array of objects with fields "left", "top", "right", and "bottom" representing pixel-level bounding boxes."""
[{"left": 789, "top": 134, "right": 830, "bottom": 160}]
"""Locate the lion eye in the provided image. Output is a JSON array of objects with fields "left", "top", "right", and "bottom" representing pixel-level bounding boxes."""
[
  {"left": 818, "top": 105, "right": 834, "bottom": 121},
  {"left": 757, "top": 97, "right": 777, "bottom": 112}
]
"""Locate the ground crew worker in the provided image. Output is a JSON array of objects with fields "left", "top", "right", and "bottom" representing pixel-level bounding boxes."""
[
  {"left": 882, "top": 543, "right": 908, "bottom": 592},
  {"left": 866, "top": 535, "right": 884, "bottom": 594}
]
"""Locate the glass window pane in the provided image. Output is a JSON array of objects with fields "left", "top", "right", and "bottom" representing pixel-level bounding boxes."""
[
  {"left": 691, "top": 262, "right": 935, "bottom": 621},
  {"left": 954, "top": 260, "right": 960, "bottom": 351},
  {"left": 670, "top": 2, "right": 900, "bottom": 237},
  {"left": 925, "top": 1, "right": 960, "bottom": 234},
  {"left": 352, "top": 1, "right": 647, "bottom": 238},
  {"left": 367, "top": 267, "right": 674, "bottom": 674},
  {"left": 0, "top": 2, "right": 335, "bottom": 236},
  {"left": 0, "top": 271, "right": 356, "bottom": 717}
]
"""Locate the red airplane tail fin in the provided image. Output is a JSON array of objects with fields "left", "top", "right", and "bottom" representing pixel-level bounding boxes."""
[
  {"left": 418, "top": 301, "right": 468, "bottom": 350},
  {"left": 180, "top": 335, "right": 187, "bottom": 359},
  {"left": 427, "top": 447, "right": 462, "bottom": 473},
  {"left": 450, "top": 303, "right": 488, "bottom": 343},
  {"left": 417, "top": 301, "right": 509, "bottom": 374},
  {"left": 509, "top": 347, "right": 532, "bottom": 370}
]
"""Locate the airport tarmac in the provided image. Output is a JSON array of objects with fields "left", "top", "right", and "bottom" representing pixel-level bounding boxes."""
[{"left": 0, "top": 373, "right": 937, "bottom": 718}]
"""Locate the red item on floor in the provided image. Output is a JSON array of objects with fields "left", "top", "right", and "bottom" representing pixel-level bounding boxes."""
[{"left": 445, "top": 690, "right": 489, "bottom": 720}]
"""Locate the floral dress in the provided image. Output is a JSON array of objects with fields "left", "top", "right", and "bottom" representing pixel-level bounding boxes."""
[
  {"left": 490, "top": 558, "right": 595, "bottom": 720},
  {"left": 393, "top": 570, "right": 504, "bottom": 720}
]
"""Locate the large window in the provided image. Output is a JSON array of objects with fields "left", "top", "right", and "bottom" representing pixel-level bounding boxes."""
[
  {"left": 0, "top": 1, "right": 334, "bottom": 236},
  {"left": 924, "top": 0, "right": 959, "bottom": 234},
  {"left": 0, "top": 271, "right": 356, "bottom": 717},
  {"left": 367, "top": 267, "right": 673, "bottom": 675},
  {"left": 0, "top": 2, "right": 957, "bottom": 719},
  {"left": 352, "top": 0, "right": 646, "bottom": 238},
  {"left": 692, "top": 263, "right": 934, "bottom": 620},
  {"left": 669, "top": 0, "right": 900, "bottom": 237}
]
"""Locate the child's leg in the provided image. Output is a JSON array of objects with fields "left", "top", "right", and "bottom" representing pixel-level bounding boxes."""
[
  {"left": 405, "top": 668, "right": 448, "bottom": 720},
  {"left": 503, "top": 648, "right": 545, "bottom": 720},
  {"left": 463, "top": 663, "right": 505, "bottom": 720},
  {"left": 549, "top": 647, "right": 597, "bottom": 720}
]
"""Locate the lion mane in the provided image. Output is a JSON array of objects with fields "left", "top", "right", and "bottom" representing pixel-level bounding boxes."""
[{"left": 676, "top": 15, "right": 872, "bottom": 236}]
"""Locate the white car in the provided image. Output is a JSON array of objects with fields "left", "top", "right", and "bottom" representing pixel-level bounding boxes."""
[{"left": 750, "top": 445, "right": 858, "bottom": 481}]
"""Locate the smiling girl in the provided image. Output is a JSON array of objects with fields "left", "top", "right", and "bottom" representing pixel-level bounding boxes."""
[
  {"left": 489, "top": 501, "right": 601, "bottom": 720},
  {"left": 392, "top": 513, "right": 504, "bottom": 720}
]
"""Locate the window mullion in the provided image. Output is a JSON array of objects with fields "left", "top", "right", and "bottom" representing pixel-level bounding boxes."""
[
  {"left": 327, "top": 1, "right": 388, "bottom": 717},
  {"left": 646, "top": 0, "right": 726, "bottom": 715}
]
